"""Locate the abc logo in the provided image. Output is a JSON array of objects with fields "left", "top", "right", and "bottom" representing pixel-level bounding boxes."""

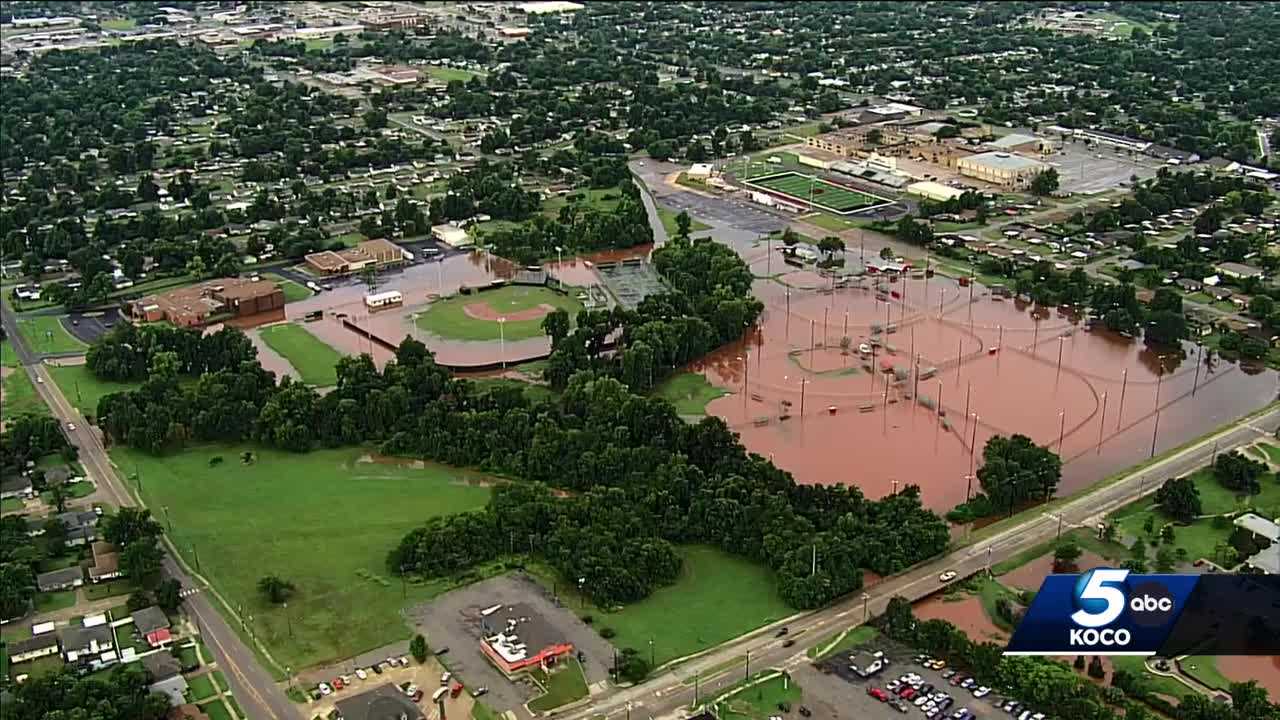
[{"left": 1067, "top": 570, "right": 1175, "bottom": 646}]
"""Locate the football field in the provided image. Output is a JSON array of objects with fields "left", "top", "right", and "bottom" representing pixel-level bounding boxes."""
[{"left": 747, "top": 172, "right": 888, "bottom": 214}]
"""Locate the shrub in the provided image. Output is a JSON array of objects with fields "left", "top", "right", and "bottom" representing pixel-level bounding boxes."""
[{"left": 599, "top": 627, "right": 617, "bottom": 639}]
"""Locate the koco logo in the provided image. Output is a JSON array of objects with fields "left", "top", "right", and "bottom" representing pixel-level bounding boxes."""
[{"left": 1067, "top": 569, "right": 1175, "bottom": 647}]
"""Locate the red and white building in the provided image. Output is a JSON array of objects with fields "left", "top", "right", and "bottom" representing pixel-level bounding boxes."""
[{"left": 478, "top": 603, "right": 574, "bottom": 675}]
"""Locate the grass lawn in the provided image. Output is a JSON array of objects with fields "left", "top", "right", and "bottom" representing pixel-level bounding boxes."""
[
  {"left": 17, "top": 316, "right": 88, "bottom": 355},
  {"left": 8, "top": 653, "right": 66, "bottom": 680},
  {"left": 83, "top": 578, "right": 138, "bottom": 602},
  {"left": 1, "top": 497, "right": 25, "bottom": 513},
  {"left": 781, "top": 122, "right": 822, "bottom": 138},
  {"left": 1111, "top": 655, "right": 1188, "bottom": 698},
  {"left": 259, "top": 324, "right": 342, "bottom": 387},
  {"left": 263, "top": 274, "right": 313, "bottom": 303},
  {"left": 39, "top": 480, "right": 94, "bottom": 504},
  {"left": 1180, "top": 656, "right": 1233, "bottom": 692},
  {"left": 654, "top": 372, "right": 729, "bottom": 416},
  {"left": 115, "top": 444, "right": 493, "bottom": 671},
  {"left": 47, "top": 364, "right": 142, "bottom": 417},
  {"left": 303, "top": 37, "right": 333, "bottom": 51},
  {"left": 807, "top": 625, "right": 878, "bottom": 659},
  {"left": 717, "top": 673, "right": 803, "bottom": 720},
  {"left": 177, "top": 644, "right": 200, "bottom": 670},
  {"left": 803, "top": 212, "right": 861, "bottom": 232},
  {"left": 585, "top": 545, "right": 792, "bottom": 667},
  {"left": 1257, "top": 442, "right": 1280, "bottom": 466},
  {"left": 212, "top": 669, "right": 228, "bottom": 691},
  {"left": 974, "top": 577, "right": 1023, "bottom": 632},
  {"left": 472, "top": 701, "right": 501, "bottom": 720},
  {"left": 34, "top": 589, "right": 77, "bottom": 613},
  {"left": 657, "top": 206, "right": 710, "bottom": 236},
  {"left": 333, "top": 232, "right": 367, "bottom": 248},
  {"left": 542, "top": 187, "right": 625, "bottom": 217},
  {"left": 528, "top": 658, "right": 589, "bottom": 712},
  {"left": 415, "top": 286, "right": 583, "bottom": 342},
  {"left": 188, "top": 673, "right": 219, "bottom": 701},
  {"left": 467, "top": 377, "right": 555, "bottom": 404},
  {"left": 1, "top": 338, "right": 18, "bottom": 367},
  {"left": 226, "top": 695, "right": 244, "bottom": 718},
  {"left": 198, "top": 699, "right": 233, "bottom": 720},
  {"left": 2, "top": 368, "right": 49, "bottom": 418},
  {"left": 424, "top": 65, "right": 484, "bottom": 83},
  {"left": 102, "top": 17, "right": 138, "bottom": 30}
]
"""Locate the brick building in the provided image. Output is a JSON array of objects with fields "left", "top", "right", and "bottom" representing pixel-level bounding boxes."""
[
  {"left": 305, "top": 238, "right": 407, "bottom": 276},
  {"left": 129, "top": 278, "right": 285, "bottom": 327}
]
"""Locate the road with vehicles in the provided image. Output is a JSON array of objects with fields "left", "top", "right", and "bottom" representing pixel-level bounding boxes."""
[
  {"left": 2, "top": 306, "right": 302, "bottom": 720},
  {"left": 6, "top": 299, "right": 1277, "bottom": 720}
]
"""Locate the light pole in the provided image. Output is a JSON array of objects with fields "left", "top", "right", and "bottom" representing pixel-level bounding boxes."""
[
  {"left": 498, "top": 317, "right": 507, "bottom": 369},
  {"left": 163, "top": 505, "right": 172, "bottom": 533},
  {"left": 862, "top": 592, "right": 871, "bottom": 621},
  {"left": 1055, "top": 336, "right": 1064, "bottom": 385},
  {"left": 284, "top": 601, "right": 292, "bottom": 638},
  {"left": 1150, "top": 356, "right": 1166, "bottom": 458},
  {"left": 964, "top": 474, "right": 973, "bottom": 502},
  {"left": 891, "top": 478, "right": 899, "bottom": 495},
  {"left": 1057, "top": 410, "right": 1066, "bottom": 453},
  {"left": 649, "top": 638, "right": 654, "bottom": 669}
]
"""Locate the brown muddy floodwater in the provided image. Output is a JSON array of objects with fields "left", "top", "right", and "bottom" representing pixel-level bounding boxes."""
[{"left": 691, "top": 245, "right": 1278, "bottom": 512}]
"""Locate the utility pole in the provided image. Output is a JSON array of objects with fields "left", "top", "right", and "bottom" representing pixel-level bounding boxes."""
[
  {"left": 1055, "top": 336, "right": 1065, "bottom": 386},
  {"left": 1192, "top": 343, "right": 1203, "bottom": 395},
  {"left": 1150, "top": 359, "right": 1165, "bottom": 458},
  {"left": 1097, "top": 392, "right": 1108, "bottom": 453},
  {"left": 1117, "top": 369, "right": 1128, "bottom": 430},
  {"left": 811, "top": 544, "right": 817, "bottom": 576}
]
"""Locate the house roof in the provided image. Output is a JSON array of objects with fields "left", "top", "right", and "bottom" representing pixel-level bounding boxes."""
[
  {"left": 7, "top": 633, "right": 60, "bottom": 656},
  {"left": 60, "top": 623, "right": 113, "bottom": 651},
  {"left": 1234, "top": 513, "right": 1280, "bottom": 541},
  {"left": 334, "top": 684, "right": 425, "bottom": 720},
  {"left": 1216, "top": 261, "right": 1263, "bottom": 277},
  {"left": 142, "top": 650, "right": 183, "bottom": 681},
  {"left": 36, "top": 566, "right": 84, "bottom": 590},
  {"left": 132, "top": 606, "right": 171, "bottom": 634},
  {"left": 0, "top": 476, "right": 32, "bottom": 494},
  {"left": 147, "top": 628, "right": 174, "bottom": 647}
]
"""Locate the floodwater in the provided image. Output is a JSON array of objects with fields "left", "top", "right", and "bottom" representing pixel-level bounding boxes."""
[
  {"left": 998, "top": 550, "right": 1110, "bottom": 591},
  {"left": 914, "top": 595, "right": 1009, "bottom": 644},
  {"left": 1216, "top": 655, "right": 1280, "bottom": 701},
  {"left": 693, "top": 244, "right": 1278, "bottom": 511}
]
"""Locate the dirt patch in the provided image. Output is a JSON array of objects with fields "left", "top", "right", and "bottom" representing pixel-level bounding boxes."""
[
  {"left": 1217, "top": 655, "right": 1280, "bottom": 701},
  {"left": 913, "top": 595, "right": 1009, "bottom": 643},
  {"left": 462, "top": 301, "right": 555, "bottom": 322},
  {"left": 999, "top": 550, "right": 1110, "bottom": 591}
]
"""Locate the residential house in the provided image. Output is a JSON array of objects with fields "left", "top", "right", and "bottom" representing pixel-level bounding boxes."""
[
  {"left": 1204, "top": 286, "right": 1233, "bottom": 302},
  {"left": 88, "top": 541, "right": 122, "bottom": 583},
  {"left": 36, "top": 566, "right": 84, "bottom": 592},
  {"left": 132, "top": 606, "right": 173, "bottom": 647},
  {"left": 1216, "top": 262, "right": 1264, "bottom": 281},
  {"left": 167, "top": 705, "right": 212, "bottom": 720},
  {"left": 0, "top": 476, "right": 32, "bottom": 500},
  {"left": 28, "top": 510, "right": 100, "bottom": 547},
  {"left": 1175, "top": 278, "right": 1203, "bottom": 293},
  {"left": 60, "top": 623, "right": 115, "bottom": 663},
  {"left": 1233, "top": 513, "right": 1279, "bottom": 575},
  {"left": 143, "top": 652, "right": 188, "bottom": 706},
  {"left": 7, "top": 634, "right": 61, "bottom": 663}
]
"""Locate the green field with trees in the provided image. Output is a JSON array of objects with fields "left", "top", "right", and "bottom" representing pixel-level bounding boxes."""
[
  {"left": 47, "top": 363, "right": 141, "bottom": 417},
  {"left": 17, "top": 316, "right": 86, "bottom": 355},
  {"left": 118, "top": 444, "right": 493, "bottom": 670},
  {"left": 654, "top": 372, "right": 729, "bottom": 415},
  {"left": 259, "top": 324, "right": 342, "bottom": 386}
]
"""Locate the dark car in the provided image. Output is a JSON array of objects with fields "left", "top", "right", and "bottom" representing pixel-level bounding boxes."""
[
  {"left": 435, "top": 647, "right": 450, "bottom": 655},
  {"left": 371, "top": 664, "right": 383, "bottom": 675},
  {"left": 782, "top": 639, "right": 795, "bottom": 648},
  {"left": 775, "top": 627, "right": 789, "bottom": 637},
  {"left": 798, "top": 707, "right": 811, "bottom": 718},
  {"left": 920, "top": 683, "right": 935, "bottom": 695}
]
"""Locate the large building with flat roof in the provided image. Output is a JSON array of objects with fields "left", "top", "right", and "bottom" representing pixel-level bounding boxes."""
[
  {"left": 956, "top": 151, "right": 1049, "bottom": 190},
  {"left": 129, "top": 277, "right": 285, "bottom": 327},
  {"left": 305, "top": 238, "right": 407, "bottom": 276},
  {"left": 479, "top": 603, "right": 575, "bottom": 675}
]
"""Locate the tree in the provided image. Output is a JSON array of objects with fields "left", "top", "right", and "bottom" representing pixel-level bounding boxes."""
[
  {"left": 976, "top": 434, "right": 1062, "bottom": 512},
  {"left": 675, "top": 210, "right": 692, "bottom": 240},
  {"left": 42, "top": 518, "right": 68, "bottom": 557},
  {"left": 817, "top": 236, "right": 846, "bottom": 257},
  {"left": 155, "top": 578, "right": 183, "bottom": 613},
  {"left": 1155, "top": 546, "right": 1176, "bottom": 572},
  {"left": 1053, "top": 539, "right": 1082, "bottom": 571},
  {"left": 1073, "top": 655, "right": 1086, "bottom": 670},
  {"left": 410, "top": 633, "right": 429, "bottom": 663},
  {"left": 781, "top": 227, "right": 799, "bottom": 248},
  {"left": 542, "top": 309, "right": 571, "bottom": 348},
  {"left": 257, "top": 574, "right": 296, "bottom": 605},
  {"left": 121, "top": 541, "right": 164, "bottom": 588},
  {"left": 1250, "top": 295, "right": 1275, "bottom": 319},
  {"left": 0, "top": 562, "right": 36, "bottom": 620},
  {"left": 1154, "top": 476, "right": 1201, "bottom": 521},
  {"left": 1214, "top": 451, "right": 1266, "bottom": 494},
  {"left": 880, "top": 246, "right": 895, "bottom": 260},
  {"left": 614, "top": 647, "right": 651, "bottom": 683},
  {"left": 127, "top": 591, "right": 154, "bottom": 612},
  {"left": 1030, "top": 168, "right": 1060, "bottom": 196},
  {"left": 48, "top": 483, "right": 69, "bottom": 513},
  {"left": 1087, "top": 655, "right": 1105, "bottom": 679},
  {"left": 104, "top": 507, "right": 164, "bottom": 547}
]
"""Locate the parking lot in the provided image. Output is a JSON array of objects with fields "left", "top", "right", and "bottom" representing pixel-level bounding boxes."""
[
  {"left": 64, "top": 308, "right": 123, "bottom": 344},
  {"left": 1048, "top": 139, "right": 1166, "bottom": 195},
  {"left": 657, "top": 191, "right": 789, "bottom": 235},
  {"left": 793, "top": 639, "right": 1050, "bottom": 720},
  {"left": 405, "top": 573, "right": 617, "bottom": 713}
]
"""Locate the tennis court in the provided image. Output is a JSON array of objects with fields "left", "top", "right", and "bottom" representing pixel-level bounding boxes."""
[{"left": 746, "top": 172, "right": 889, "bottom": 214}]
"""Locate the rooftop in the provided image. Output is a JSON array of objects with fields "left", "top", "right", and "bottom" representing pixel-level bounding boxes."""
[
  {"left": 987, "top": 133, "right": 1040, "bottom": 150},
  {"left": 334, "top": 684, "right": 425, "bottom": 720},
  {"left": 132, "top": 606, "right": 171, "bottom": 634},
  {"left": 961, "top": 151, "right": 1047, "bottom": 172},
  {"left": 1234, "top": 513, "right": 1280, "bottom": 542},
  {"left": 482, "top": 603, "right": 566, "bottom": 665}
]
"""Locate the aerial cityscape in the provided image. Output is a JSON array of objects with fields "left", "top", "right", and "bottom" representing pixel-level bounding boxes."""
[{"left": 1, "top": 2, "right": 1279, "bottom": 720}]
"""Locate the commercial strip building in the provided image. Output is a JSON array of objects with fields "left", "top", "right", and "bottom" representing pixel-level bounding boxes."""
[
  {"left": 479, "top": 603, "right": 575, "bottom": 676},
  {"left": 129, "top": 277, "right": 285, "bottom": 327},
  {"left": 305, "top": 238, "right": 408, "bottom": 276},
  {"left": 956, "top": 151, "right": 1049, "bottom": 190}
]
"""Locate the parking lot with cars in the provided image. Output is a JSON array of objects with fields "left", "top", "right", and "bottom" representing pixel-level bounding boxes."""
[{"left": 800, "top": 641, "right": 1054, "bottom": 720}]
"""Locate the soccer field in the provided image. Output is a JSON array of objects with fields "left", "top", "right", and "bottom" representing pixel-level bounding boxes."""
[{"left": 747, "top": 172, "right": 887, "bottom": 214}]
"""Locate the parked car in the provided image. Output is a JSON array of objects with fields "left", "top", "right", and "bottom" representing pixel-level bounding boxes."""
[
  {"left": 890, "top": 700, "right": 909, "bottom": 713},
  {"left": 973, "top": 686, "right": 991, "bottom": 698},
  {"left": 941, "top": 669, "right": 957, "bottom": 679},
  {"left": 318, "top": 683, "right": 333, "bottom": 696},
  {"left": 371, "top": 664, "right": 383, "bottom": 675},
  {"left": 930, "top": 660, "right": 946, "bottom": 670},
  {"left": 900, "top": 688, "right": 917, "bottom": 700},
  {"left": 960, "top": 678, "right": 976, "bottom": 690},
  {"left": 471, "top": 687, "right": 489, "bottom": 698},
  {"left": 782, "top": 639, "right": 795, "bottom": 648},
  {"left": 798, "top": 706, "right": 811, "bottom": 718},
  {"left": 938, "top": 570, "right": 957, "bottom": 582},
  {"left": 868, "top": 687, "right": 889, "bottom": 702},
  {"left": 333, "top": 678, "right": 344, "bottom": 690},
  {"left": 919, "top": 683, "right": 935, "bottom": 695},
  {"left": 355, "top": 669, "right": 368, "bottom": 680},
  {"left": 775, "top": 627, "right": 789, "bottom": 637}
]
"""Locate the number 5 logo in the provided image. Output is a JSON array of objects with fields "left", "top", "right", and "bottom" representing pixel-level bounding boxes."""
[{"left": 1071, "top": 568, "right": 1129, "bottom": 628}]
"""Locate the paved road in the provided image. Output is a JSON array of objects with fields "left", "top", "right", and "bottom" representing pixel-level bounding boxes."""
[
  {"left": 1, "top": 304, "right": 301, "bottom": 720},
  {"left": 555, "top": 405, "right": 1280, "bottom": 720}
]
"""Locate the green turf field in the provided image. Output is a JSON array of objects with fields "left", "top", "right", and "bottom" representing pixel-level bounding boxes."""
[
  {"left": 263, "top": 274, "right": 313, "bottom": 303},
  {"left": 47, "top": 364, "right": 141, "bottom": 417},
  {"left": 582, "top": 546, "right": 792, "bottom": 667},
  {"left": 17, "top": 316, "right": 87, "bottom": 355},
  {"left": 415, "top": 285, "right": 583, "bottom": 342},
  {"left": 259, "top": 324, "right": 342, "bottom": 387},
  {"left": 747, "top": 172, "right": 886, "bottom": 214},
  {"left": 528, "top": 659, "right": 589, "bottom": 712},
  {"left": 116, "top": 444, "right": 493, "bottom": 671}
]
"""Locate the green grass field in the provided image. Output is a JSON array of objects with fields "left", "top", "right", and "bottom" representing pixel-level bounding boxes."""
[
  {"left": 747, "top": 173, "right": 886, "bottom": 214},
  {"left": 656, "top": 207, "right": 711, "bottom": 237},
  {"left": 2, "top": 367, "right": 48, "bottom": 418},
  {"left": 1180, "top": 655, "right": 1233, "bottom": 692},
  {"left": 0, "top": 497, "right": 24, "bottom": 513},
  {"left": 415, "top": 286, "right": 583, "bottom": 342},
  {"left": 34, "top": 589, "right": 77, "bottom": 613},
  {"left": 198, "top": 699, "right": 233, "bottom": 720},
  {"left": 17, "top": 316, "right": 86, "bottom": 355},
  {"left": 1, "top": 339, "right": 18, "bottom": 368},
  {"left": 47, "top": 364, "right": 141, "bottom": 416},
  {"left": 263, "top": 274, "right": 313, "bottom": 303},
  {"left": 39, "top": 480, "right": 94, "bottom": 504},
  {"left": 259, "top": 324, "right": 342, "bottom": 387},
  {"left": 803, "top": 212, "right": 863, "bottom": 231},
  {"left": 807, "top": 625, "right": 878, "bottom": 659},
  {"left": 542, "top": 188, "right": 624, "bottom": 217},
  {"left": 115, "top": 444, "right": 493, "bottom": 671},
  {"left": 717, "top": 673, "right": 803, "bottom": 720},
  {"left": 588, "top": 546, "right": 792, "bottom": 667},
  {"left": 188, "top": 673, "right": 219, "bottom": 701},
  {"left": 333, "top": 232, "right": 367, "bottom": 248},
  {"left": 528, "top": 659, "right": 589, "bottom": 712},
  {"left": 654, "top": 372, "right": 729, "bottom": 416},
  {"left": 424, "top": 66, "right": 484, "bottom": 83}
]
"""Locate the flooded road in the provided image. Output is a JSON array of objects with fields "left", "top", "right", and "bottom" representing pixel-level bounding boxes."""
[{"left": 692, "top": 244, "right": 1278, "bottom": 511}]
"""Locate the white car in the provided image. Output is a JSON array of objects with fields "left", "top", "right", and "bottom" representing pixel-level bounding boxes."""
[
  {"left": 973, "top": 687, "right": 990, "bottom": 698},
  {"left": 66, "top": 422, "right": 76, "bottom": 432},
  {"left": 36, "top": 376, "right": 44, "bottom": 384},
  {"left": 318, "top": 683, "right": 333, "bottom": 696},
  {"left": 939, "top": 571, "right": 957, "bottom": 583},
  {"left": 355, "top": 669, "right": 368, "bottom": 680}
]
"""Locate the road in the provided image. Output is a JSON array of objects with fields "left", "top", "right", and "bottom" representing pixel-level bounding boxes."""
[
  {"left": 555, "top": 405, "right": 1280, "bottom": 720},
  {"left": 1, "top": 305, "right": 301, "bottom": 720}
]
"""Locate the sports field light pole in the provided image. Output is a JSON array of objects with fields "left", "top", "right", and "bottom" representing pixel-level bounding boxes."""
[
  {"left": 891, "top": 478, "right": 899, "bottom": 495},
  {"left": 1097, "top": 392, "right": 1108, "bottom": 453},
  {"left": 1055, "top": 336, "right": 1065, "bottom": 386},
  {"left": 1057, "top": 410, "right": 1066, "bottom": 453},
  {"left": 1116, "top": 368, "right": 1128, "bottom": 430},
  {"left": 1192, "top": 343, "right": 1204, "bottom": 395},
  {"left": 498, "top": 317, "right": 507, "bottom": 369},
  {"left": 1150, "top": 355, "right": 1167, "bottom": 458},
  {"left": 284, "top": 601, "right": 292, "bottom": 638}
]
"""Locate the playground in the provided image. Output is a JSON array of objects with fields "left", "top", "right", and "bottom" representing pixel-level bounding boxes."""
[{"left": 746, "top": 172, "right": 889, "bottom": 214}]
